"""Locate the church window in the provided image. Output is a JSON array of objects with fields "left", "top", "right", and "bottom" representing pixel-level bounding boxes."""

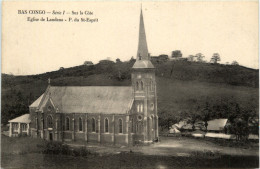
[
  {"left": 131, "top": 118, "right": 134, "bottom": 133},
  {"left": 137, "top": 115, "right": 142, "bottom": 121},
  {"left": 48, "top": 106, "right": 52, "bottom": 111},
  {"left": 151, "top": 116, "right": 154, "bottom": 129},
  {"left": 79, "top": 117, "right": 83, "bottom": 132},
  {"left": 140, "top": 81, "right": 144, "bottom": 90},
  {"left": 137, "top": 104, "right": 140, "bottom": 112},
  {"left": 119, "top": 119, "right": 123, "bottom": 134},
  {"left": 66, "top": 117, "right": 70, "bottom": 130},
  {"left": 136, "top": 81, "right": 139, "bottom": 91},
  {"left": 140, "top": 103, "right": 143, "bottom": 112},
  {"left": 47, "top": 116, "right": 53, "bottom": 128},
  {"left": 150, "top": 103, "right": 154, "bottom": 111},
  {"left": 104, "top": 118, "right": 109, "bottom": 133},
  {"left": 55, "top": 120, "right": 58, "bottom": 130},
  {"left": 92, "top": 118, "right": 96, "bottom": 132},
  {"left": 150, "top": 81, "right": 153, "bottom": 91},
  {"left": 35, "top": 118, "right": 38, "bottom": 129}
]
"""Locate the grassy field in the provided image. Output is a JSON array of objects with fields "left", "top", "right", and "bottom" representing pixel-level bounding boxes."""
[{"left": 1, "top": 135, "right": 259, "bottom": 168}]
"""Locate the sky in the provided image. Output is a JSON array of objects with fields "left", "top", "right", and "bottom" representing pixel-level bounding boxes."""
[{"left": 2, "top": 1, "right": 259, "bottom": 75}]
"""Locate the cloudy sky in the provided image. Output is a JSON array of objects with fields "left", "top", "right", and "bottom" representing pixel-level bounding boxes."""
[{"left": 2, "top": 1, "right": 258, "bottom": 75}]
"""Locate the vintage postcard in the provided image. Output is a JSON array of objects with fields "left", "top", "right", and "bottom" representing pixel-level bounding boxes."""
[{"left": 1, "top": 1, "right": 259, "bottom": 168}]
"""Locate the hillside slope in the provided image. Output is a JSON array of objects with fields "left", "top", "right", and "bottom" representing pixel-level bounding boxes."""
[{"left": 1, "top": 60, "right": 258, "bottom": 125}]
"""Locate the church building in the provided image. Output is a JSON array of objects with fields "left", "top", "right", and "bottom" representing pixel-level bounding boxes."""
[{"left": 29, "top": 8, "right": 159, "bottom": 146}]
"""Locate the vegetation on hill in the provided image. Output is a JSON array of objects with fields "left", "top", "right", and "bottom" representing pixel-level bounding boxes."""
[{"left": 2, "top": 60, "right": 259, "bottom": 136}]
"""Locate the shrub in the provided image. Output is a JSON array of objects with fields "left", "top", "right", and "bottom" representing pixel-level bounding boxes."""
[
  {"left": 43, "top": 141, "right": 63, "bottom": 154},
  {"left": 191, "top": 149, "right": 221, "bottom": 158},
  {"left": 42, "top": 141, "right": 92, "bottom": 157}
]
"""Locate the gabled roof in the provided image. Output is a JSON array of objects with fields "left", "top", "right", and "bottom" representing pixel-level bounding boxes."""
[
  {"left": 30, "top": 94, "right": 44, "bottom": 108},
  {"left": 207, "top": 119, "right": 228, "bottom": 131},
  {"left": 9, "top": 114, "right": 31, "bottom": 123},
  {"left": 31, "top": 86, "right": 133, "bottom": 114}
]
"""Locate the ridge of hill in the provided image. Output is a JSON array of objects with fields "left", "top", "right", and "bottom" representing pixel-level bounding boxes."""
[{"left": 1, "top": 60, "right": 259, "bottom": 126}]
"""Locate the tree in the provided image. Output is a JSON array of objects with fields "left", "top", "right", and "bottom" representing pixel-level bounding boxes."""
[
  {"left": 188, "top": 112, "right": 199, "bottom": 131},
  {"left": 231, "top": 61, "right": 239, "bottom": 66},
  {"left": 202, "top": 102, "right": 211, "bottom": 132},
  {"left": 210, "top": 53, "right": 221, "bottom": 64},
  {"left": 129, "top": 56, "right": 135, "bottom": 63},
  {"left": 195, "top": 53, "right": 205, "bottom": 62},
  {"left": 116, "top": 58, "right": 121, "bottom": 63},
  {"left": 158, "top": 54, "right": 169, "bottom": 62},
  {"left": 187, "top": 55, "right": 195, "bottom": 62},
  {"left": 171, "top": 50, "right": 182, "bottom": 58}
]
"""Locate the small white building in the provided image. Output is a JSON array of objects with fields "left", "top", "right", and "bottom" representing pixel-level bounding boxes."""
[{"left": 9, "top": 114, "right": 31, "bottom": 137}]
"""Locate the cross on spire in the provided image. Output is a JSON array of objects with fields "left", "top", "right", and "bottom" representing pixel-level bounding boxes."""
[{"left": 138, "top": 53, "right": 142, "bottom": 60}]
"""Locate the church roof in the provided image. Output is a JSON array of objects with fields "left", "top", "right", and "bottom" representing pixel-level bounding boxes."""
[
  {"left": 30, "top": 94, "right": 44, "bottom": 108},
  {"left": 30, "top": 86, "right": 133, "bottom": 114},
  {"left": 9, "top": 114, "right": 31, "bottom": 123},
  {"left": 132, "top": 60, "right": 154, "bottom": 69}
]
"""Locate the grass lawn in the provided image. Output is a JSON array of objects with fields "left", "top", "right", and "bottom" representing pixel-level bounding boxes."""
[
  {"left": 1, "top": 135, "right": 259, "bottom": 168},
  {"left": 1, "top": 134, "right": 46, "bottom": 155}
]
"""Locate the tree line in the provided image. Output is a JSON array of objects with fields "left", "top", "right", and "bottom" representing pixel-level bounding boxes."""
[{"left": 158, "top": 101, "right": 258, "bottom": 141}]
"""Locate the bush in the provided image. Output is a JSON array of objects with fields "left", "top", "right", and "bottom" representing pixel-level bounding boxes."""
[
  {"left": 191, "top": 149, "right": 221, "bottom": 158},
  {"left": 43, "top": 141, "right": 63, "bottom": 154},
  {"left": 42, "top": 141, "right": 92, "bottom": 157}
]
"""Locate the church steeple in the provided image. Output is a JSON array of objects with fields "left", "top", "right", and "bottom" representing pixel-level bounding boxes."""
[
  {"left": 132, "top": 7, "right": 154, "bottom": 69},
  {"left": 131, "top": 6, "right": 158, "bottom": 143},
  {"left": 137, "top": 7, "right": 149, "bottom": 60}
]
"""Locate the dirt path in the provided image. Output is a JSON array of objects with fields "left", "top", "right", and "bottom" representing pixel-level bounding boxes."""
[
  {"left": 68, "top": 137, "right": 259, "bottom": 157},
  {"left": 139, "top": 137, "right": 258, "bottom": 156}
]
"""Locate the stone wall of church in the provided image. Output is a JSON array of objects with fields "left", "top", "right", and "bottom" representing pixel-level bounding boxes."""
[{"left": 30, "top": 108, "right": 131, "bottom": 145}]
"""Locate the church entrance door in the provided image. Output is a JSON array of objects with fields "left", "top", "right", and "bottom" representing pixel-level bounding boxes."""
[{"left": 49, "top": 132, "right": 53, "bottom": 141}]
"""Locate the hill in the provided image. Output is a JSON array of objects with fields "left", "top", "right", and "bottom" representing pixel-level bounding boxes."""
[{"left": 1, "top": 60, "right": 259, "bottom": 128}]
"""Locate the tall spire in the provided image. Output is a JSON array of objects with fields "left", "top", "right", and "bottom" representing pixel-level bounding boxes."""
[
  {"left": 132, "top": 6, "right": 154, "bottom": 69},
  {"left": 137, "top": 6, "right": 149, "bottom": 60}
]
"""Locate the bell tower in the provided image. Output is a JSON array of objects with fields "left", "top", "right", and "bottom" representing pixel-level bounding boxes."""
[{"left": 131, "top": 7, "right": 159, "bottom": 143}]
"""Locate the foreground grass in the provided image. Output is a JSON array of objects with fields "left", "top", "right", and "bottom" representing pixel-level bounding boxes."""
[
  {"left": 2, "top": 151, "right": 259, "bottom": 169},
  {"left": 1, "top": 135, "right": 46, "bottom": 155},
  {"left": 1, "top": 135, "right": 259, "bottom": 168}
]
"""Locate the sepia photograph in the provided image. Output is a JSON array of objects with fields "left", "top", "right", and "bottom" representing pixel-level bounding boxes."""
[{"left": 1, "top": 1, "right": 259, "bottom": 168}]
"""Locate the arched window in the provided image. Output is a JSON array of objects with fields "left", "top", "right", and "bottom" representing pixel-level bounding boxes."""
[
  {"left": 66, "top": 117, "right": 70, "bottom": 130},
  {"left": 131, "top": 118, "right": 134, "bottom": 133},
  {"left": 55, "top": 120, "right": 58, "bottom": 130},
  {"left": 151, "top": 116, "right": 154, "bottom": 129},
  {"left": 92, "top": 118, "right": 96, "bottom": 132},
  {"left": 150, "top": 81, "right": 153, "bottom": 91},
  {"left": 79, "top": 117, "right": 83, "bottom": 132},
  {"left": 140, "top": 81, "right": 144, "bottom": 90},
  {"left": 35, "top": 117, "right": 38, "bottom": 129},
  {"left": 105, "top": 118, "right": 109, "bottom": 133},
  {"left": 140, "top": 103, "right": 143, "bottom": 112},
  {"left": 119, "top": 119, "right": 123, "bottom": 134},
  {"left": 137, "top": 104, "right": 140, "bottom": 113},
  {"left": 136, "top": 81, "right": 139, "bottom": 91},
  {"left": 47, "top": 116, "right": 53, "bottom": 128}
]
